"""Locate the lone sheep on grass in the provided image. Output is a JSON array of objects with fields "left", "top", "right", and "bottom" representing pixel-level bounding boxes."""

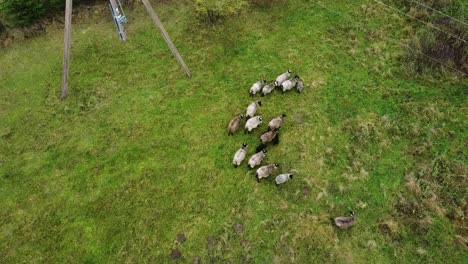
[{"left": 334, "top": 211, "right": 356, "bottom": 229}]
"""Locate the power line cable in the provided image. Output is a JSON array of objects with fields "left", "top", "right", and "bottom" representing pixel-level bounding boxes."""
[
  {"left": 374, "top": 0, "right": 467, "bottom": 44},
  {"left": 314, "top": 1, "right": 467, "bottom": 76},
  {"left": 397, "top": 42, "right": 467, "bottom": 76},
  {"left": 410, "top": 0, "right": 468, "bottom": 27}
]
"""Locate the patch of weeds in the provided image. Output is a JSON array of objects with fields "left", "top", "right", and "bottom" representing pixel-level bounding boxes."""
[{"left": 379, "top": 218, "right": 401, "bottom": 241}]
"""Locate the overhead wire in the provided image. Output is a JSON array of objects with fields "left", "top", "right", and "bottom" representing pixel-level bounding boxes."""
[
  {"left": 314, "top": 1, "right": 467, "bottom": 76},
  {"left": 410, "top": 0, "right": 468, "bottom": 27},
  {"left": 374, "top": 0, "right": 467, "bottom": 44}
]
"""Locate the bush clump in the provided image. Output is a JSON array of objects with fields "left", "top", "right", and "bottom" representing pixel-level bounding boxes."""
[
  {"left": 192, "top": 0, "right": 249, "bottom": 23},
  {"left": 403, "top": 20, "right": 468, "bottom": 75},
  {"left": 395, "top": 0, "right": 468, "bottom": 75},
  {"left": 0, "top": 0, "right": 65, "bottom": 26}
]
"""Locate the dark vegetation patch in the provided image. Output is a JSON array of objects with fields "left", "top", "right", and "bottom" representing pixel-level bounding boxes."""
[
  {"left": 206, "top": 237, "right": 215, "bottom": 252},
  {"left": 240, "top": 239, "right": 249, "bottom": 248},
  {"left": 394, "top": 0, "right": 468, "bottom": 75},
  {"left": 170, "top": 248, "right": 182, "bottom": 261},
  {"left": 233, "top": 223, "right": 244, "bottom": 234},
  {"left": 397, "top": 101, "right": 467, "bottom": 235},
  {"left": 176, "top": 233, "right": 186, "bottom": 244},
  {"left": 192, "top": 256, "right": 202, "bottom": 264}
]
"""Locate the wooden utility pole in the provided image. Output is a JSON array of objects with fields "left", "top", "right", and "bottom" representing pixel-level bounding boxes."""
[
  {"left": 109, "top": 0, "right": 128, "bottom": 41},
  {"left": 141, "top": 0, "right": 191, "bottom": 77},
  {"left": 60, "top": 0, "right": 73, "bottom": 100}
]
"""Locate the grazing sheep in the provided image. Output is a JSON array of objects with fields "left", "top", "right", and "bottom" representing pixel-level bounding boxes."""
[
  {"left": 250, "top": 79, "right": 267, "bottom": 96},
  {"left": 260, "top": 129, "right": 279, "bottom": 144},
  {"left": 245, "top": 116, "right": 263, "bottom": 133},
  {"left": 296, "top": 80, "right": 304, "bottom": 93},
  {"left": 275, "top": 70, "right": 292, "bottom": 87},
  {"left": 256, "top": 143, "right": 267, "bottom": 152},
  {"left": 256, "top": 163, "right": 280, "bottom": 182},
  {"left": 248, "top": 149, "right": 267, "bottom": 169},
  {"left": 334, "top": 211, "right": 356, "bottom": 229},
  {"left": 268, "top": 114, "right": 286, "bottom": 131},
  {"left": 227, "top": 114, "right": 244, "bottom": 135},
  {"left": 261, "top": 81, "right": 277, "bottom": 96},
  {"left": 246, "top": 101, "right": 262, "bottom": 119},
  {"left": 281, "top": 75, "right": 300, "bottom": 93},
  {"left": 233, "top": 143, "right": 248, "bottom": 168},
  {"left": 275, "top": 173, "right": 293, "bottom": 186}
]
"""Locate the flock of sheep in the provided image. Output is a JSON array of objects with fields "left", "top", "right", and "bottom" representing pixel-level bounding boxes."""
[
  {"left": 227, "top": 70, "right": 301, "bottom": 186},
  {"left": 227, "top": 70, "right": 356, "bottom": 228}
]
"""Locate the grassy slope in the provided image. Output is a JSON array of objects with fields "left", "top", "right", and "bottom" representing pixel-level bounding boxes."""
[{"left": 0, "top": 0, "right": 466, "bottom": 262}]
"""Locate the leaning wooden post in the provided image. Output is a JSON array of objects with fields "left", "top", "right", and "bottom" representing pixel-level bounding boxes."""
[
  {"left": 141, "top": 0, "right": 191, "bottom": 77},
  {"left": 60, "top": 0, "right": 73, "bottom": 100}
]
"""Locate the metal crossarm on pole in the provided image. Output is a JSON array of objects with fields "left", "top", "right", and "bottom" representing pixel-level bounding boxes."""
[{"left": 109, "top": 0, "right": 128, "bottom": 41}]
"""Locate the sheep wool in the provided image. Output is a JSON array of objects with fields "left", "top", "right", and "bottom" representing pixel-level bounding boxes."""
[
  {"left": 250, "top": 79, "right": 266, "bottom": 96},
  {"left": 296, "top": 80, "right": 304, "bottom": 93},
  {"left": 245, "top": 116, "right": 263, "bottom": 133},
  {"left": 334, "top": 211, "right": 356, "bottom": 229},
  {"left": 275, "top": 174, "right": 293, "bottom": 185},
  {"left": 228, "top": 114, "right": 244, "bottom": 135},
  {"left": 256, "top": 163, "right": 280, "bottom": 182},
  {"left": 281, "top": 75, "right": 300, "bottom": 92},
  {"left": 268, "top": 114, "right": 286, "bottom": 131},
  {"left": 276, "top": 70, "right": 292, "bottom": 86},
  {"left": 262, "top": 82, "right": 276, "bottom": 96},
  {"left": 233, "top": 143, "right": 248, "bottom": 168},
  {"left": 248, "top": 149, "right": 267, "bottom": 169},
  {"left": 260, "top": 129, "right": 278, "bottom": 144},
  {"left": 246, "top": 101, "right": 262, "bottom": 119}
]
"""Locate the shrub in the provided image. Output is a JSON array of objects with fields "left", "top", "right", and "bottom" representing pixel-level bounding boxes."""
[
  {"left": 0, "top": 0, "right": 64, "bottom": 26},
  {"left": 249, "top": 0, "right": 275, "bottom": 6},
  {"left": 403, "top": 20, "right": 467, "bottom": 75},
  {"left": 0, "top": 18, "right": 5, "bottom": 34},
  {"left": 395, "top": 0, "right": 468, "bottom": 75},
  {"left": 192, "top": 0, "right": 249, "bottom": 23}
]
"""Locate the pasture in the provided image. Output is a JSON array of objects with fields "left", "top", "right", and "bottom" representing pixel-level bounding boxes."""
[{"left": 0, "top": 0, "right": 466, "bottom": 262}]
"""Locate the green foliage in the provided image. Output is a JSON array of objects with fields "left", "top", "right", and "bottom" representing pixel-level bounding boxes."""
[
  {"left": 0, "top": 18, "right": 5, "bottom": 34},
  {"left": 192, "top": 0, "right": 249, "bottom": 23},
  {"left": 404, "top": 21, "right": 468, "bottom": 75},
  {"left": 395, "top": 0, "right": 468, "bottom": 75},
  {"left": 0, "top": 0, "right": 64, "bottom": 26},
  {"left": 0, "top": 0, "right": 467, "bottom": 263}
]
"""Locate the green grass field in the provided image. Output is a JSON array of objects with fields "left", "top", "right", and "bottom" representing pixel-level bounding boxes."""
[{"left": 1, "top": 0, "right": 467, "bottom": 262}]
